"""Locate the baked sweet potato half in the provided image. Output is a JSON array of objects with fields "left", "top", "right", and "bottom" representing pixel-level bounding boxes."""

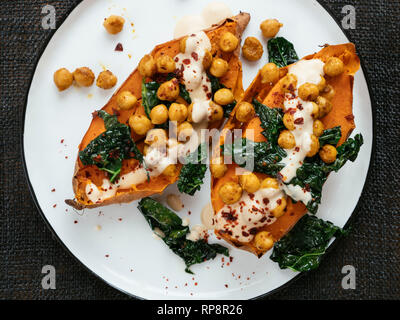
[
  {"left": 210, "top": 43, "right": 361, "bottom": 257},
  {"left": 66, "top": 12, "right": 250, "bottom": 210}
]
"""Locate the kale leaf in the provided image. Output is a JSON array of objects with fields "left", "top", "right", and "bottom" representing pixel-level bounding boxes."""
[
  {"left": 319, "top": 126, "right": 342, "bottom": 147},
  {"left": 208, "top": 73, "right": 236, "bottom": 118},
  {"left": 223, "top": 100, "right": 286, "bottom": 175},
  {"left": 270, "top": 214, "right": 346, "bottom": 272},
  {"left": 289, "top": 134, "right": 364, "bottom": 214},
  {"left": 141, "top": 79, "right": 161, "bottom": 119},
  {"left": 79, "top": 110, "right": 144, "bottom": 183},
  {"left": 138, "top": 197, "right": 229, "bottom": 273},
  {"left": 267, "top": 37, "right": 299, "bottom": 68},
  {"left": 177, "top": 143, "right": 208, "bottom": 196}
]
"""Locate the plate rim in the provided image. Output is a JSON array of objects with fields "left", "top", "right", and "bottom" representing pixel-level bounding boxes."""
[{"left": 20, "top": 0, "right": 376, "bottom": 300}]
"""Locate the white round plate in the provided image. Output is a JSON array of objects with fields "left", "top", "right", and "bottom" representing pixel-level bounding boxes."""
[{"left": 23, "top": 0, "right": 373, "bottom": 299}]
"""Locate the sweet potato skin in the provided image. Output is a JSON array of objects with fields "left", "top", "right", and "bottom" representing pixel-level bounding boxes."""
[
  {"left": 211, "top": 43, "right": 360, "bottom": 256},
  {"left": 67, "top": 13, "right": 250, "bottom": 210}
]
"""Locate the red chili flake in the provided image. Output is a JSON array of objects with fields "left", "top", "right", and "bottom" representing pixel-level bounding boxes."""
[
  {"left": 277, "top": 172, "right": 284, "bottom": 180},
  {"left": 52, "top": 204, "right": 57, "bottom": 208},
  {"left": 206, "top": 92, "right": 212, "bottom": 99},
  {"left": 65, "top": 156, "right": 68, "bottom": 159},
  {"left": 260, "top": 216, "right": 267, "bottom": 223},
  {"left": 51, "top": 188, "right": 56, "bottom": 192},
  {"left": 248, "top": 193, "right": 255, "bottom": 200},
  {"left": 183, "top": 59, "right": 191, "bottom": 65},
  {"left": 60, "top": 139, "right": 64, "bottom": 144},
  {"left": 112, "top": 108, "right": 120, "bottom": 116},
  {"left": 263, "top": 198, "right": 269, "bottom": 205},
  {"left": 115, "top": 43, "right": 123, "bottom": 51},
  {"left": 118, "top": 218, "right": 122, "bottom": 221},
  {"left": 74, "top": 220, "right": 78, "bottom": 224},
  {"left": 191, "top": 52, "right": 199, "bottom": 61},
  {"left": 221, "top": 210, "right": 237, "bottom": 222},
  {"left": 105, "top": 254, "right": 109, "bottom": 258},
  {"left": 188, "top": 211, "right": 191, "bottom": 215},
  {"left": 294, "top": 117, "right": 304, "bottom": 125},
  {"left": 345, "top": 114, "right": 355, "bottom": 121},
  {"left": 92, "top": 111, "right": 99, "bottom": 119},
  {"left": 194, "top": 282, "right": 198, "bottom": 286},
  {"left": 249, "top": 228, "right": 258, "bottom": 235},
  {"left": 229, "top": 257, "right": 233, "bottom": 262},
  {"left": 225, "top": 284, "right": 229, "bottom": 288},
  {"left": 242, "top": 231, "right": 249, "bottom": 237},
  {"left": 297, "top": 103, "right": 303, "bottom": 110},
  {"left": 277, "top": 199, "right": 282, "bottom": 205},
  {"left": 295, "top": 147, "right": 300, "bottom": 152}
]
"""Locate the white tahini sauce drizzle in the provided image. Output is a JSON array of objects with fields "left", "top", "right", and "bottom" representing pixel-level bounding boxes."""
[
  {"left": 174, "top": 1, "right": 232, "bottom": 38},
  {"left": 277, "top": 59, "right": 325, "bottom": 205},
  {"left": 215, "top": 188, "right": 284, "bottom": 242}
]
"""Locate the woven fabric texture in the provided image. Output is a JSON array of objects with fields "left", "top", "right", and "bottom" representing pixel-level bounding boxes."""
[{"left": 0, "top": 0, "right": 399, "bottom": 300}]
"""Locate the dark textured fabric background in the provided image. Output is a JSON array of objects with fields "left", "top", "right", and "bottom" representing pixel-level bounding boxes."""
[{"left": 0, "top": 0, "right": 399, "bottom": 300}]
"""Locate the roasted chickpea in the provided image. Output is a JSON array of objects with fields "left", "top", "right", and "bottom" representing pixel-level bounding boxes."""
[
  {"left": 150, "top": 104, "right": 169, "bottom": 125},
  {"left": 319, "top": 144, "right": 337, "bottom": 164},
  {"left": 203, "top": 50, "right": 212, "bottom": 69},
  {"left": 271, "top": 197, "right": 287, "bottom": 218},
  {"left": 298, "top": 83, "right": 319, "bottom": 101},
  {"left": 261, "top": 63, "right": 279, "bottom": 84},
  {"left": 317, "top": 76, "right": 327, "bottom": 92},
  {"left": 313, "top": 120, "right": 325, "bottom": 137},
  {"left": 177, "top": 121, "right": 193, "bottom": 142},
  {"left": 283, "top": 112, "right": 295, "bottom": 131},
  {"left": 179, "top": 36, "right": 187, "bottom": 53},
  {"left": 311, "top": 102, "right": 320, "bottom": 119},
  {"left": 321, "top": 84, "right": 335, "bottom": 101},
  {"left": 316, "top": 96, "right": 333, "bottom": 118},
  {"left": 281, "top": 74, "right": 297, "bottom": 93},
  {"left": 208, "top": 101, "right": 224, "bottom": 122},
  {"left": 214, "top": 88, "right": 234, "bottom": 105},
  {"left": 219, "top": 32, "right": 239, "bottom": 52},
  {"left": 324, "top": 57, "right": 344, "bottom": 77},
  {"left": 261, "top": 178, "right": 279, "bottom": 190},
  {"left": 96, "top": 70, "right": 117, "bottom": 89},
  {"left": 187, "top": 103, "right": 194, "bottom": 122},
  {"left": 73, "top": 67, "right": 95, "bottom": 87},
  {"left": 103, "top": 15, "right": 125, "bottom": 34},
  {"left": 157, "top": 78, "right": 180, "bottom": 101},
  {"left": 145, "top": 128, "right": 167, "bottom": 147},
  {"left": 254, "top": 231, "right": 274, "bottom": 251},
  {"left": 235, "top": 101, "right": 255, "bottom": 123},
  {"left": 260, "top": 19, "right": 283, "bottom": 38},
  {"left": 219, "top": 181, "right": 243, "bottom": 205},
  {"left": 129, "top": 115, "right": 153, "bottom": 136},
  {"left": 239, "top": 172, "right": 261, "bottom": 193},
  {"left": 156, "top": 55, "right": 176, "bottom": 74},
  {"left": 307, "top": 134, "right": 320, "bottom": 157},
  {"left": 168, "top": 103, "right": 188, "bottom": 122},
  {"left": 242, "top": 37, "right": 264, "bottom": 61},
  {"left": 278, "top": 130, "right": 296, "bottom": 149},
  {"left": 210, "top": 157, "right": 228, "bottom": 179},
  {"left": 116, "top": 91, "right": 137, "bottom": 110},
  {"left": 138, "top": 54, "right": 157, "bottom": 78},
  {"left": 163, "top": 164, "right": 178, "bottom": 177},
  {"left": 210, "top": 58, "right": 229, "bottom": 78},
  {"left": 53, "top": 68, "right": 73, "bottom": 91}
]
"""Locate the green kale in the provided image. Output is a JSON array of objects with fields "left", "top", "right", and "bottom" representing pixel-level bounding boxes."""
[
  {"left": 141, "top": 79, "right": 161, "bottom": 118},
  {"left": 222, "top": 100, "right": 286, "bottom": 175},
  {"left": 270, "top": 214, "right": 346, "bottom": 272},
  {"left": 319, "top": 126, "right": 342, "bottom": 147},
  {"left": 138, "top": 197, "right": 229, "bottom": 273},
  {"left": 289, "top": 134, "right": 364, "bottom": 214},
  {"left": 208, "top": 73, "right": 236, "bottom": 118},
  {"left": 267, "top": 37, "right": 299, "bottom": 68},
  {"left": 177, "top": 143, "right": 208, "bottom": 196},
  {"left": 79, "top": 110, "right": 144, "bottom": 183}
]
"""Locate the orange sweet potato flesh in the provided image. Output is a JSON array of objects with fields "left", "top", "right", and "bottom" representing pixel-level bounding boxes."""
[
  {"left": 66, "top": 13, "right": 250, "bottom": 210},
  {"left": 211, "top": 43, "right": 360, "bottom": 257}
]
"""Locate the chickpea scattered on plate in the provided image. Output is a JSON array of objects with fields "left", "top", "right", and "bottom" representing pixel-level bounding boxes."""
[
  {"left": 260, "top": 19, "right": 283, "bottom": 38},
  {"left": 103, "top": 15, "right": 125, "bottom": 35},
  {"left": 53, "top": 68, "right": 73, "bottom": 91},
  {"left": 73, "top": 67, "right": 95, "bottom": 87},
  {"left": 242, "top": 37, "right": 264, "bottom": 61},
  {"left": 96, "top": 70, "right": 117, "bottom": 89}
]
